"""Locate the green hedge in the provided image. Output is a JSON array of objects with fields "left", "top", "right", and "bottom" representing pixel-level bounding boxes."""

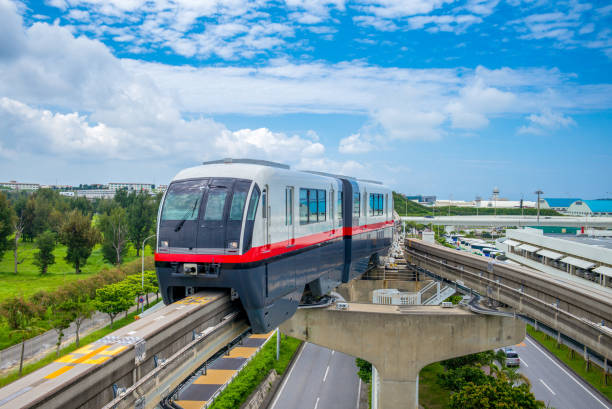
[{"left": 209, "top": 333, "right": 301, "bottom": 409}]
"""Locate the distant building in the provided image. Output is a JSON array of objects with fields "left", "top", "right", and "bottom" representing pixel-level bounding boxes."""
[
  {"left": 406, "top": 195, "right": 436, "bottom": 205},
  {"left": 434, "top": 199, "right": 536, "bottom": 208},
  {"left": 59, "top": 191, "right": 75, "bottom": 197},
  {"left": 75, "top": 189, "right": 115, "bottom": 200},
  {"left": 567, "top": 200, "right": 612, "bottom": 217},
  {"left": 0, "top": 181, "right": 40, "bottom": 191},
  {"left": 539, "top": 198, "right": 581, "bottom": 213},
  {"left": 156, "top": 184, "right": 168, "bottom": 193},
  {"left": 108, "top": 183, "right": 154, "bottom": 192},
  {"left": 498, "top": 227, "right": 612, "bottom": 288}
]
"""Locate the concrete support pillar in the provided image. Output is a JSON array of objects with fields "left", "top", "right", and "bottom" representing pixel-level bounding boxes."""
[{"left": 281, "top": 303, "right": 525, "bottom": 409}]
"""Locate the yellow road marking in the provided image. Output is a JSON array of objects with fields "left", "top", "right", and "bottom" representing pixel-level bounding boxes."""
[
  {"left": 173, "top": 400, "right": 206, "bottom": 409},
  {"left": 55, "top": 354, "right": 78, "bottom": 363},
  {"left": 45, "top": 366, "right": 74, "bottom": 379},
  {"left": 226, "top": 347, "right": 257, "bottom": 358},
  {"left": 83, "top": 356, "right": 111, "bottom": 365},
  {"left": 516, "top": 342, "right": 526, "bottom": 347},
  {"left": 194, "top": 369, "right": 236, "bottom": 385},
  {"left": 176, "top": 296, "right": 213, "bottom": 305},
  {"left": 99, "top": 345, "right": 128, "bottom": 356}
]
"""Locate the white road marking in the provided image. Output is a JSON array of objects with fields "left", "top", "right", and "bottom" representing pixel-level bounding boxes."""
[
  {"left": 127, "top": 331, "right": 137, "bottom": 335},
  {"left": 539, "top": 379, "right": 556, "bottom": 395},
  {"left": 520, "top": 358, "right": 528, "bottom": 367},
  {"left": 314, "top": 397, "right": 320, "bottom": 409},
  {"left": 323, "top": 366, "right": 330, "bottom": 383},
  {"left": 526, "top": 337, "right": 610, "bottom": 409},
  {"left": 331, "top": 350, "right": 335, "bottom": 355},
  {"left": 356, "top": 378, "right": 362, "bottom": 409},
  {"left": 269, "top": 343, "right": 305, "bottom": 409}
]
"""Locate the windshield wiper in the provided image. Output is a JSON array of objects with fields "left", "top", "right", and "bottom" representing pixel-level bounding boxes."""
[{"left": 174, "top": 198, "right": 200, "bottom": 232}]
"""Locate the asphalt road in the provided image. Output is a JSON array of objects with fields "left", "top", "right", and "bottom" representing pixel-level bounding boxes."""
[
  {"left": 269, "top": 342, "right": 361, "bottom": 409},
  {"left": 514, "top": 336, "right": 611, "bottom": 409}
]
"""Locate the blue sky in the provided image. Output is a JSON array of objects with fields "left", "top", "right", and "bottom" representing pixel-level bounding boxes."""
[{"left": 0, "top": 0, "right": 610, "bottom": 201}]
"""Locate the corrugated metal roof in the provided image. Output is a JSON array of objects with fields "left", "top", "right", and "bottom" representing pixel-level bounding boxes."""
[
  {"left": 517, "top": 244, "right": 540, "bottom": 253},
  {"left": 536, "top": 249, "right": 564, "bottom": 260},
  {"left": 544, "top": 198, "right": 581, "bottom": 208},
  {"left": 583, "top": 200, "right": 612, "bottom": 213},
  {"left": 593, "top": 265, "right": 612, "bottom": 277},
  {"left": 560, "top": 256, "right": 596, "bottom": 270}
]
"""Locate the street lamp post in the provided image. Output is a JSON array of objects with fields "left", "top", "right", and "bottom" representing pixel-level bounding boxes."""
[
  {"left": 535, "top": 190, "right": 544, "bottom": 226},
  {"left": 141, "top": 234, "right": 156, "bottom": 313}
]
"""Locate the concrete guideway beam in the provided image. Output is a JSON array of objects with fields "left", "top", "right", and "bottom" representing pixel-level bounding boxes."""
[
  {"left": 404, "top": 240, "right": 612, "bottom": 364},
  {"left": 280, "top": 303, "right": 525, "bottom": 409}
]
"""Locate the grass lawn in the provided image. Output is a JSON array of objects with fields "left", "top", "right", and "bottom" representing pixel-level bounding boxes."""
[
  {"left": 419, "top": 362, "right": 451, "bottom": 409},
  {"left": 0, "top": 240, "right": 153, "bottom": 302},
  {"left": 527, "top": 325, "right": 612, "bottom": 402},
  {"left": 0, "top": 298, "right": 160, "bottom": 387}
]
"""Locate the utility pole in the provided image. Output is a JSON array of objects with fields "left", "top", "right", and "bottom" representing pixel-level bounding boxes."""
[{"left": 535, "top": 190, "right": 543, "bottom": 225}]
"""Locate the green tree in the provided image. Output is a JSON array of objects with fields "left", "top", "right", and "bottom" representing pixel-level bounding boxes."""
[
  {"left": 59, "top": 210, "right": 101, "bottom": 274},
  {"left": 437, "top": 366, "right": 491, "bottom": 392},
  {"left": 0, "top": 296, "right": 44, "bottom": 376},
  {"left": 449, "top": 378, "right": 544, "bottom": 409},
  {"left": 125, "top": 272, "right": 158, "bottom": 307},
  {"left": 94, "top": 283, "right": 135, "bottom": 328},
  {"left": 127, "top": 192, "right": 156, "bottom": 256},
  {"left": 47, "top": 296, "right": 75, "bottom": 357},
  {"left": 33, "top": 231, "right": 57, "bottom": 274},
  {"left": 114, "top": 189, "right": 131, "bottom": 208},
  {"left": 99, "top": 207, "right": 129, "bottom": 265},
  {"left": 64, "top": 283, "right": 96, "bottom": 347},
  {"left": 20, "top": 196, "right": 37, "bottom": 242},
  {"left": 0, "top": 193, "right": 14, "bottom": 260}
]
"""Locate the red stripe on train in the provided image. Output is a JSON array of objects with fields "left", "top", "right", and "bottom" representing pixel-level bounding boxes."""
[{"left": 155, "top": 220, "right": 394, "bottom": 264}]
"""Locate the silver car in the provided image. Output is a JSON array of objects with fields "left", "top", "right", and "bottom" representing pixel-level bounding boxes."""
[{"left": 504, "top": 348, "right": 520, "bottom": 367}]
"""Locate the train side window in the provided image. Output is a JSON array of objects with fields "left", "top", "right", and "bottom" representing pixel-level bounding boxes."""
[
  {"left": 285, "top": 187, "right": 293, "bottom": 225},
  {"left": 353, "top": 192, "right": 360, "bottom": 216},
  {"left": 369, "top": 194, "right": 374, "bottom": 216},
  {"left": 247, "top": 188, "right": 260, "bottom": 221},
  {"left": 229, "top": 191, "right": 248, "bottom": 221},
  {"left": 308, "top": 189, "right": 318, "bottom": 222},
  {"left": 337, "top": 191, "right": 343, "bottom": 220},
  {"left": 300, "top": 188, "right": 308, "bottom": 224},
  {"left": 318, "top": 189, "right": 326, "bottom": 222},
  {"left": 261, "top": 188, "right": 267, "bottom": 218}
]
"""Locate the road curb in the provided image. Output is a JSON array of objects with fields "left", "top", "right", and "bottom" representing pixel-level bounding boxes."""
[
  {"left": 262, "top": 340, "right": 305, "bottom": 409},
  {"left": 527, "top": 334, "right": 612, "bottom": 408}
]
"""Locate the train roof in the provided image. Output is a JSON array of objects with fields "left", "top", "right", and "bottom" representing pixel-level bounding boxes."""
[{"left": 171, "top": 158, "right": 389, "bottom": 189}]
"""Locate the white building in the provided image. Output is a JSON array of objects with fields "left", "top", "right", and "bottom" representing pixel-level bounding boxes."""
[
  {"left": 75, "top": 189, "right": 115, "bottom": 199},
  {"left": 59, "top": 191, "right": 75, "bottom": 197},
  {"left": 0, "top": 181, "right": 40, "bottom": 191},
  {"left": 108, "top": 182, "right": 154, "bottom": 192},
  {"left": 567, "top": 200, "right": 612, "bottom": 217},
  {"left": 434, "top": 199, "right": 536, "bottom": 208},
  {"left": 497, "top": 227, "right": 612, "bottom": 288}
]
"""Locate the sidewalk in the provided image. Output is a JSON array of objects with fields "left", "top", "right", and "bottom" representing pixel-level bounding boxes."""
[{"left": 0, "top": 294, "right": 158, "bottom": 374}]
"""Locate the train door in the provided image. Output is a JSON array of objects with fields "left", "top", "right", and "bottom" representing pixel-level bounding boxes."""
[{"left": 285, "top": 186, "right": 294, "bottom": 245}]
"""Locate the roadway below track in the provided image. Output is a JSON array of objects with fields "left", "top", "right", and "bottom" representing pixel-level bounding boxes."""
[
  {"left": 269, "top": 343, "right": 361, "bottom": 409},
  {"left": 514, "top": 336, "right": 612, "bottom": 409}
]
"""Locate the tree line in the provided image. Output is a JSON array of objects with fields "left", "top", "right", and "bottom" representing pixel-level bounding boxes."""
[
  {"left": 0, "top": 189, "right": 161, "bottom": 274},
  {"left": 0, "top": 266, "right": 158, "bottom": 376}
]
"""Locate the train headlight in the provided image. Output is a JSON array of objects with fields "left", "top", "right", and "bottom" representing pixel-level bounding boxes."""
[
  {"left": 161, "top": 240, "right": 169, "bottom": 248},
  {"left": 228, "top": 241, "right": 238, "bottom": 249}
]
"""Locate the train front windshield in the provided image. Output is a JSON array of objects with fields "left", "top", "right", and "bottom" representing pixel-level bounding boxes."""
[{"left": 158, "top": 178, "right": 256, "bottom": 252}]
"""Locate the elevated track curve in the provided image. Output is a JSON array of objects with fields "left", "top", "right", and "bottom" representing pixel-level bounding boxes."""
[{"left": 405, "top": 239, "right": 612, "bottom": 367}]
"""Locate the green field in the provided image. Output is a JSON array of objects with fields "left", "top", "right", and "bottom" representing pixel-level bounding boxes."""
[
  {"left": 419, "top": 362, "right": 451, "bottom": 409},
  {"left": 0, "top": 240, "right": 153, "bottom": 302}
]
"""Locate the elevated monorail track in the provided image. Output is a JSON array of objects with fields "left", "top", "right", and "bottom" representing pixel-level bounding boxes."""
[
  {"left": 405, "top": 239, "right": 612, "bottom": 366},
  {"left": 0, "top": 291, "right": 248, "bottom": 409}
]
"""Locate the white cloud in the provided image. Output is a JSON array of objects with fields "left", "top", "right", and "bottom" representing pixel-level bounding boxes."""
[
  {"left": 338, "top": 133, "right": 375, "bottom": 153},
  {"left": 518, "top": 109, "right": 576, "bottom": 134},
  {"left": 214, "top": 127, "right": 325, "bottom": 158},
  {"left": 356, "top": 0, "right": 454, "bottom": 19},
  {"left": 408, "top": 14, "right": 482, "bottom": 33}
]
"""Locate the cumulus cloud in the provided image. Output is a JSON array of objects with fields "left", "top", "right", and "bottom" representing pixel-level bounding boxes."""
[
  {"left": 214, "top": 127, "right": 325, "bottom": 158},
  {"left": 518, "top": 109, "right": 576, "bottom": 134},
  {"left": 338, "top": 133, "right": 375, "bottom": 153}
]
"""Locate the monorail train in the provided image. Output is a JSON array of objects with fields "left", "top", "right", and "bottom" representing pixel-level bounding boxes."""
[{"left": 155, "top": 159, "right": 394, "bottom": 333}]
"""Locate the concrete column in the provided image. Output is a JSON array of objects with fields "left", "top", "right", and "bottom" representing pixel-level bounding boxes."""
[{"left": 281, "top": 303, "right": 525, "bottom": 409}]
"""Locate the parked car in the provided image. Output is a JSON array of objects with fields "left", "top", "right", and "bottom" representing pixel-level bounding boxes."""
[{"left": 504, "top": 347, "right": 520, "bottom": 367}]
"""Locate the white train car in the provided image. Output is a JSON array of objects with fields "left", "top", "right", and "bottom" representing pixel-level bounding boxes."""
[{"left": 155, "top": 159, "right": 394, "bottom": 332}]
